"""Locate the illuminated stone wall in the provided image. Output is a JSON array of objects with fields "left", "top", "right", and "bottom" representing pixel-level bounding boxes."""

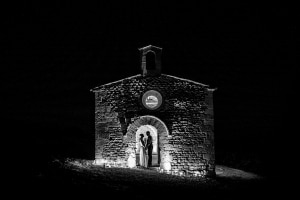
[{"left": 92, "top": 74, "right": 215, "bottom": 177}]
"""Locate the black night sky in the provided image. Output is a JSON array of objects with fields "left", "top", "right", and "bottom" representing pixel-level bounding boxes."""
[{"left": 3, "top": 1, "right": 297, "bottom": 180}]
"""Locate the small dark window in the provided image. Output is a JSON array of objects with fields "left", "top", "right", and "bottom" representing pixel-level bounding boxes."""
[
  {"left": 146, "top": 52, "right": 156, "bottom": 70},
  {"left": 119, "top": 117, "right": 125, "bottom": 123},
  {"left": 125, "top": 112, "right": 134, "bottom": 118}
]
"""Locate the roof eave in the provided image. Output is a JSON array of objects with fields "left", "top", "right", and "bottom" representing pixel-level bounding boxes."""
[
  {"left": 90, "top": 73, "right": 216, "bottom": 92},
  {"left": 90, "top": 74, "right": 141, "bottom": 92}
]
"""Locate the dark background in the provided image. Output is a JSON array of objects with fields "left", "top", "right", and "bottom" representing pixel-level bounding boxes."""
[{"left": 2, "top": 1, "right": 297, "bottom": 180}]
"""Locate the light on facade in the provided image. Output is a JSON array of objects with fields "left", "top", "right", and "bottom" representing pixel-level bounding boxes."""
[
  {"left": 163, "top": 162, "right": 171, "bottom": 171},
  {"left": 94, "top": 158, "right": 106, "bottom": 165},
  {"left": 127, "top": 154, "right": 136, "bottom": 168}
]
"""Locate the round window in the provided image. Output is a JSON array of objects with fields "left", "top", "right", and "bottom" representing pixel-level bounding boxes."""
[{"left": 142, "top": 90, "right": 163, "bottom": 110}]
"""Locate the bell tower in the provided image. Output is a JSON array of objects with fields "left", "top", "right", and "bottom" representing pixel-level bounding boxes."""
[{"left": 138, "top": 45, "right": 162, "bottom": 77}]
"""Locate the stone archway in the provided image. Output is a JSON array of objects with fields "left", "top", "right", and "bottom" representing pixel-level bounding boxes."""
[{"left": 126, "top": 115, "right": 171, "bottom": 170}]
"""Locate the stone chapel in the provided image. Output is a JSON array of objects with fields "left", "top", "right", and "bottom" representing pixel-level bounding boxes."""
[{"left": 91, "top": 45, "right": 216, "bottom": 177}]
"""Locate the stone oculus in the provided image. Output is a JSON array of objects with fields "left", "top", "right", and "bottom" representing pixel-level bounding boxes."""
[
  {"left": 142, "top": 90, "right": 162, "bottom": 110},
  {"left": 91, "top": 45, "right": 216, "bottom": 177}
]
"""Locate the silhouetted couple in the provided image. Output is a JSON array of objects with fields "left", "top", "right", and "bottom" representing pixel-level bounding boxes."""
[{"left": 139, "top": 131, "right": 153, "bottom": 168}]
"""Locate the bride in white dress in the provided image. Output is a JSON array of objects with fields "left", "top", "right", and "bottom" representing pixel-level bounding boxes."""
[{"left": 139, "top": 134, "right": 148, "bottom": 167}]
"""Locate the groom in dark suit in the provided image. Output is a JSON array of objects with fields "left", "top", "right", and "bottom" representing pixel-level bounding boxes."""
[{"left": 146, "top": 131, "right": 153, "bottom": 167}]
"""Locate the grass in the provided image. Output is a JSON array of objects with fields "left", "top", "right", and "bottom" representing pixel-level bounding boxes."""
[
  {"left": 4, "top": 118, "right": 286, "bottom": 199},
  {"left": 16, "top": 158, "right": 282, "bottom": 200}
]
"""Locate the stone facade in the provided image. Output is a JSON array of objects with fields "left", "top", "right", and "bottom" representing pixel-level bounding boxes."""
[{"left": 91, "top": 45, "right": 216, "bottom": 177}]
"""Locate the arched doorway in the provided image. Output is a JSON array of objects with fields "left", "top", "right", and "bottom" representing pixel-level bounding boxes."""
[{"left": 126, "top": 115, "right": 170, "bottom": 169}]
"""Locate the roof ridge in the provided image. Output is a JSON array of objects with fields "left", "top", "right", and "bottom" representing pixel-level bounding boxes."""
[
  {"left": 161, "top": 74, "right": 210, "bottom": 87},
  {"left": 90, "top": 73, "right": 214, "bottom": 92},
  {"left": 90, "top": 74, "right": 141, "bottom": 91}
]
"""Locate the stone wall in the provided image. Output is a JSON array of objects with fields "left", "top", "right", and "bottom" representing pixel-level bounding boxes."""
[{"left": 92, "top": 74, "right": 215, "bottom": 177}]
